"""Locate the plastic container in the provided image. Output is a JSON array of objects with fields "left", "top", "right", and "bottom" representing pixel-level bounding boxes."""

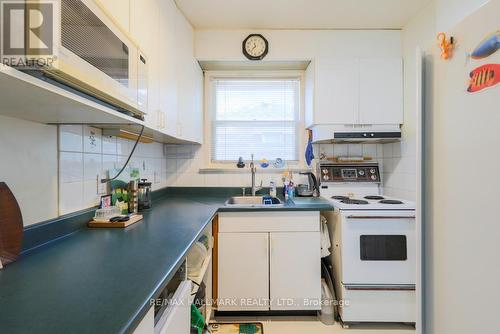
[
  {"left": 93, "top": 206, "right": 122, "bottom": 222},
  {"left": 319, "top": 279, "right": 335, "bottom": 325}
]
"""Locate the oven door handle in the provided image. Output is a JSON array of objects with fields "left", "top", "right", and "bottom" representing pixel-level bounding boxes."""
[
  {"left": 346, "top": 215, "right": 416, "bottom": 219},
  {"left": 344, "top": 284, "right": 416, "bottom": 291}
]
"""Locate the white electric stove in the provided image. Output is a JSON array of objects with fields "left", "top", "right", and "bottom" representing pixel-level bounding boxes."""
[
  {"left": 319, "top": 162, "right": 415, "bottom": 210},
  {"left": 319, "top": 162, "right": 416, "bottom": 325}
]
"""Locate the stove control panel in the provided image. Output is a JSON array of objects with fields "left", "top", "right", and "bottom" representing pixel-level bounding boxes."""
[{"left": 319, "top": 164, "right": 380, "bottom": 183}]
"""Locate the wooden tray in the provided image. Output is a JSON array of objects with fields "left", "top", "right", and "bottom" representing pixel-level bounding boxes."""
[
  {"left": 323, "top": 156, "right": 373, "bottom": 163},
  {"left": 88, "top": 214, "right": 143, "bottom": 228}
]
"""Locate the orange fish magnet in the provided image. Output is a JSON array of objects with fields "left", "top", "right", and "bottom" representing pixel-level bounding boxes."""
[{"left": 467, "top": 64, "right": 500, "bottom": 93}]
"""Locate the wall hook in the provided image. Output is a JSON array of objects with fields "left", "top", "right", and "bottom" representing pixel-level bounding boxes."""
[{"left": 437, "top": 32, "right": 454, "bottom": 60}]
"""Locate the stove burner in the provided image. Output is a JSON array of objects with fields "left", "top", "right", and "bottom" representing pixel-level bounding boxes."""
[
  {"left": 341, "top": 199, "right": 369, "bottom": 205},
  {"left": 332, "top": 196, "right": 350, "bottom": 201},
  {"left": 364, "top": 196, "right": 385, "bottom": 200},
  {"left": 380, "top": 199, "right": 404, "bottom": 205}
]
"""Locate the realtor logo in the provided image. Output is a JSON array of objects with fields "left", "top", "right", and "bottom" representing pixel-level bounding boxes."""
[{"left": 1, "top": 0, "right": 56, "bottom": 67}]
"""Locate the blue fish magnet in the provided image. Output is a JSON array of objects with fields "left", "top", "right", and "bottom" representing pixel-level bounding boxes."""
[{"left": 471, "top": 30, "right": 500, "bottom": 59}]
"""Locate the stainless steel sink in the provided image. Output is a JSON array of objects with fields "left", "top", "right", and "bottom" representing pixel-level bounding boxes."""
[{"left": 225, "top": 196, "right": 283, "bottom": 207}]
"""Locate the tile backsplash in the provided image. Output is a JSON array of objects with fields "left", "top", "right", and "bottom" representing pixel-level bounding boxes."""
[
  {"left": 315, "top": 143, "right": 384, "bottom": 161},
  {"left": 381, "top": 139, "right": 416, "bottom": 200},
  {"left": 58, "top": 125, "right": 417, "bottom": 216},
  {"left": 58, "top": 125, "right": 169, "bottom": 215},
  {"left": 315, "top": 141, "right": 416, "bottom": 201}
]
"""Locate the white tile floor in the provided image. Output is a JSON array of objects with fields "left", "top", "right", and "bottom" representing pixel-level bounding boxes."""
[{"left": 213, "top": 316, "right": 415, "bottom": 334}]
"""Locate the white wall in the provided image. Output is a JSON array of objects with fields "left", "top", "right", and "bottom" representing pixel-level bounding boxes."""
[
  {"left": 381, "top": 2, "right": 438, "bottom": 201},
  {"left": 195, "top": 29, "right": 402, "bottom": 60},
  {"left": 435, "top": 0, "right": 489, "bottom": 32},
  {"left": 0, "top": 116, "right": 58, "bottom": 226},
  {"left": 168, "top": 29, "right": 402, "bottom": 188}
]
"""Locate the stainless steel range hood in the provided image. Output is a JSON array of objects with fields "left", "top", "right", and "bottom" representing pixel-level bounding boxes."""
[{"left": 310, "top": 124, "right": 402, "bottom": 144}]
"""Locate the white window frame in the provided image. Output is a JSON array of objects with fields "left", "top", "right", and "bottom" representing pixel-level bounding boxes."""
[{"left": 203, "top": 70, "right": 307, "bottom": 169}]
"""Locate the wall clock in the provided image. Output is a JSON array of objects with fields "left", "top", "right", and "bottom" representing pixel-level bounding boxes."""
[{"left": 242, "top": 34, "right": 269, "bottom": 60}]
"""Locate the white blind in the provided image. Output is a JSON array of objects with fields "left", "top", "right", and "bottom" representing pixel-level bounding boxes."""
[{"left": 212, "top": 78, "right": 300, "bottom": 162}]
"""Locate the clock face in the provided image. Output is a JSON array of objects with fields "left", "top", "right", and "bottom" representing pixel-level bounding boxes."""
[{"left": 243, "top": 34, "right": 268, "bottom": 60}]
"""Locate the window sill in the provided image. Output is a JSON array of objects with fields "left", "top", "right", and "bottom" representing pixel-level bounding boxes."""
[{"left": 199, "top": 167, "right": 311, "bottom": 174}]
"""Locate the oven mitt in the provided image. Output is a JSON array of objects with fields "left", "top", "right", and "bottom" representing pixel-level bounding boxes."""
[{"left": 305, "top": 138, "right": 315, "bottom": 166}]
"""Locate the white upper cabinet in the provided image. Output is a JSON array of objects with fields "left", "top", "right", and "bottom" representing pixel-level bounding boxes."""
[
  {"left": 96, "top": 0, "right": 130, "bottom": 32},
  {"left": 175, "top": 10, "right": 203, "bottom": 144},
  {"left": 359, "top": 58, "right": 403, "bottom": 124},
  {"left": 129, "top": 0, "right": 203, "bottom": 143},
  {"left": 305, "top": 57, "right": 403, "bottom": 127},
  {"left": 158, "top": 0, "right": 179, "bottom": 137},
  {"left": 308, "top": 58, "right": 359, "bottom": 126},
  {"left": 130, "top": 0, "right": 159, "bottom": 130}
]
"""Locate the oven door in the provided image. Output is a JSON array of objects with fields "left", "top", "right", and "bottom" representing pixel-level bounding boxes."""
[{"left": 340, "top": 210, "right": 416, "bottom": 285}]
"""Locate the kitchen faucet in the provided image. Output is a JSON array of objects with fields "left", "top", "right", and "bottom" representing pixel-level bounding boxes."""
[{"left": 250, "top": 154, "right": 262, "bottom": 196}]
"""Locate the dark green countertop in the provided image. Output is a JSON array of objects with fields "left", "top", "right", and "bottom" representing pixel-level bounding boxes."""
[{"left": 0, "top": 189, "right": 333, "bottom": 334}]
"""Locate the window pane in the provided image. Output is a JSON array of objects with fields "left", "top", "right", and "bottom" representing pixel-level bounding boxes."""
[
  {"left": 215, "top": 80, "right": 298, "bottom": 121},
  {"left": 213, "top": 121, "right": 296, "bottom": 161},
  {"left": 212, "top": 78, "right": 300, "bottom": 162}
]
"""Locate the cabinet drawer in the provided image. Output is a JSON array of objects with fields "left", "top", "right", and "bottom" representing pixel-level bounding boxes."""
[
  {"left": 339, "top": 285, "right": 416, "bottom": 323},
  {"left": 218, "top": 212, "right": 320, "bottom": 233}
]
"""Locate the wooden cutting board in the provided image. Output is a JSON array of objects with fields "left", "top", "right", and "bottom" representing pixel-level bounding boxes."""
[
  {"left": 0, "top": 182, "right": 23, "bottom": 268},
  {"left": 88, "top": 214, "right": 143, "bottom": 228}
]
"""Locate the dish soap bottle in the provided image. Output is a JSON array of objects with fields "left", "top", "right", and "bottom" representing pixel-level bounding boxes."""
[
  {"left": 287, "top": 181, "right": 295, "bottom": 200},
  {"left": 270, "top": 181, "right": 277, "bottom": 197}
]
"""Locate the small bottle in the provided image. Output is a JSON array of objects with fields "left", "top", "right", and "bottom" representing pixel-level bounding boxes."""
[
  {"left": 287, "top": 182, "right": 295, "bottom": 200},
  {"left": 270, "top": 181, "right": 277, "bottom": 197}
]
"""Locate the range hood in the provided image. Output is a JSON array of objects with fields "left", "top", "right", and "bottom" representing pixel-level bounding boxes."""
[{"left": 310, "top": 124, "right": 402, "bottom": 144}]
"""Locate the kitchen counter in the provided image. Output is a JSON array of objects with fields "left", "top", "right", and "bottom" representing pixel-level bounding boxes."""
[{"left": 0, "top": 188, "right": 333, "bottom": 334}]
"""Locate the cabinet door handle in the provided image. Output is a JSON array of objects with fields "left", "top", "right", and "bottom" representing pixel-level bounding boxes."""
[
  {"left": 344, "top": 284, "right": 416, "bottom": 291},
  {"left": 269, "top": 235, "right": 272, "bottom": 256},
  {"left": 347, "top": 215, "right": 416, "bottom": 219}
]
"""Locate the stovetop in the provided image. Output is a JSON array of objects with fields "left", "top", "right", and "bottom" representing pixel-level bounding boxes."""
[{"left": 325, "top": 194, "right": 416, "bottom": 210}]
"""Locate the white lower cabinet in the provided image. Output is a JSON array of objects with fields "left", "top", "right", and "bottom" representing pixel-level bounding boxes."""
[
  {"left": 155, "top": 280, "right": 192, "bottom": 334},
  {"left": 133, "top": 281, "right": 191, "bottom": 334},
  {"left": 132, "top": 307, "right": 154, "bottom": 334},
  {"left": 217, "top": 212, "right": 321, "bottom": 312},
  {"left": 218, "top": 232, "right": 270, "bottom": 311},
  {"left": 270, "top": 232, "right": 321, "bottom": 311}
]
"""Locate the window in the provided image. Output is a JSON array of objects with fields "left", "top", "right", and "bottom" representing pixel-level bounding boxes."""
[{"left": 211, "top": 77, "right": 300, "bottom": 163}]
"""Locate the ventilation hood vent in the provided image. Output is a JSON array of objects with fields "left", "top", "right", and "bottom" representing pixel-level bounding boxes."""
[{"left": 310, "top": 124, "right": 402, "bottom": 144}]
